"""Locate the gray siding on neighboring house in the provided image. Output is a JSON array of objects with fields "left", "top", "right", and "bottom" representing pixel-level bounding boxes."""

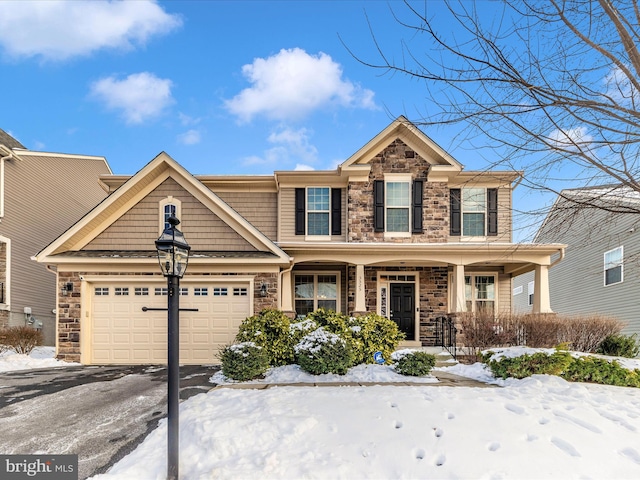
[
  {"left": 512, "top": 270, "right": 535, "bottom": 313},
  {"left": 515, "top": 200, "right": 640, "bottom": 335},
  {"left": 0, "top": 153, "right": 110, "bottom": 344}
]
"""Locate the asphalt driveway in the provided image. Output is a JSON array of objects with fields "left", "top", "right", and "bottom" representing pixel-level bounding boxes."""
[{"left": 0, "top": 364, "right": 219, "bottom": 479}]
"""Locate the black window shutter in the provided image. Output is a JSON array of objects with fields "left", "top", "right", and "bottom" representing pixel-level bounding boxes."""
[
  {"left": 487, "top": 188, "right": 498, "bottom": 236},
  {"left": 412, "top": 180, "right": 423, "bottom": 233},
  {"left": 374, "top": 180, "right": 384, "bottom": 232},
  {"left": 331, "top": 188, "right": 342, "bottom": 236},
  {"left": 450, "top": 188, "right": 461, "bottom": 236},
  {"left": 295, "top": 188, "right": 305, "bottom": 235}
]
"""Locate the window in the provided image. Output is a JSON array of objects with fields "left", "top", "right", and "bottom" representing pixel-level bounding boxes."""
[
  {"left": 234, "top": 287, "right": 248, "bottom": 296},
  {"left": 213, "top": 287, "right": 228, "bottom": 296},
  {"left": 180, "top": 287, "right": 188, "bottom": 296},
  {"left": 465, "top": 275, "right": 496, "bottom": 314},
  {"left": 604, "top": 246, "right": 623, "bottom": 286},
  {"left": 307, "top": 187, "right": 330, "bottom": 235},
  {"left": 513, "top": 285, "right": 523, "bottom": 295},
  {"left": 114, "top": 287, "right": 129, "bottom": 296},
  {"left": 155, "top": 287, "right": 168, "bottom": 296},
  {"left": 295, "top": 188, "right": 341, "bottom": 237},
  {"left": 386, "top": 182, "right": 410, "bottom": 232},
  {"left": 94, "top": 287, "right": 109, "bottom": 296},
  {"left": 194, "top": 287, "right": 208, "bottom": 296},
  {"left": 135, "top": 287, "right": 149, "bottom": 296},
  {"left": 159, "top": 197, "right": 182, "bottom": 234},
  {"left": 527, "top": 281, "right": 534, "bottom": 306},
  {"left": 295, "top": 274, "right": 338, "bottom": 317},
  {"left": 450, "top": 188, "right": 498, "bottom": 237}
]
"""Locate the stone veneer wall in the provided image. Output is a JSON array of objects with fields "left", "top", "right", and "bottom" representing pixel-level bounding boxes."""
[
  {"left": 347, "top": 265, "right": 449, "bottom": 346},
  {"left": 56, "top": 271, "right": 278, "bottom": 363},
  {"left": 348, "top": 139, "right": 449, "bottom": 243}
]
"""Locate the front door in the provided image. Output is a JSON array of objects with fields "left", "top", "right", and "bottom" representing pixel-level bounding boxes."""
[{"left": 390, "top": 283, "right": 415, "bottom": 340}]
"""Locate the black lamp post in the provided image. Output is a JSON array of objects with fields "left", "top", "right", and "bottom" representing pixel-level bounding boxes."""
[{"left": 155, "top": 215, "right": 190, "bottom": 480}]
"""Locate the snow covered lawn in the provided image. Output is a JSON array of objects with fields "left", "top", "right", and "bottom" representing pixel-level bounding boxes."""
[
  {"left": 90, "top": 354, "right": 640, "bottom": 480},
  {"left": 0, "top": 346, "right": 79, "bottom": 372}
]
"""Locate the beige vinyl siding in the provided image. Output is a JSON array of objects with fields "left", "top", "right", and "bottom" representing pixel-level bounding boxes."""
[
  {"left": 498, "top": 272, "right": 511, "bottom": 314},
  {"left": 0, "top": 154, "right": 110, "bottom": 344},
  {"left": 280, "top": 187, "right": 346, "bottom": 242},
  {"left": 85, "top": 178, "right": 257, "bottom": 252},
  {"left": 216, "top": 191, "right": 277, "bottom": 241}
]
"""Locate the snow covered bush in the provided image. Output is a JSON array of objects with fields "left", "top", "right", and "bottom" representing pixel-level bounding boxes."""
[
  {"left": 482, "top": 347, "right": 572, "bottom": 379},
  {"left": 304, "top": 309, "right": 404, "bottom": 365},
  {"left": 392, "top": 349, "right": 436, "bottom": 376},
  {"left": 0, "top": 326, "right": 43, "bottom": 355},
  {"left": 294, "top": 327, "right": 354, "bottom": 375},
  {"left": 235, "top": 309, "right": 296, "bottom": 366},
  {"left": 219, "top": 342, "right": 270, "bottom": 381},
  {"left": 562, "top": 355, "right": 640, "bottom": 387}
]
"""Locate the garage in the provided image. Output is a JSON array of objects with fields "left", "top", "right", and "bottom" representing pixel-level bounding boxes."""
[{"left": 88, "top": 280, "right": 252, "bottom": 364}]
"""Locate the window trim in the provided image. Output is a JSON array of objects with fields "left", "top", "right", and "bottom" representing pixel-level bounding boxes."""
[
  {"left": 384, "top": 174, "right": 412, "bottom": 238},
  {"left": 462, "top": 188, "right": 487, "bottom": 237},
  {"left": 450, "top": 188, "right": 498, "bottom": 238},
  {"left": 527, "top": 281, "right": 534, "bottom": 306},
  {"left": 159, "top": 196, "right": 182, "bottom": 235},
  {"left": 604, "top": 246, "right": 624, "bottom": 286},
  {"left": 449, "top": 272, "right": 498, "bottom": 315},
  {"left": 294, "top": 271, "right": 340, "bottom": 317}
]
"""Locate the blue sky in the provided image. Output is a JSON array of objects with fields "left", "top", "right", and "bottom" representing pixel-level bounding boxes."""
[{"left": 0, "top": 0, "right": 546, "bottom": 238}]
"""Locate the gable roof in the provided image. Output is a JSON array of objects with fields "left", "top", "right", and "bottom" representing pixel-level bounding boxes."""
[
  {"left": 0, "top": 128, "right": 25, "bottom": 149},
  {"left": 339, "top": 116, "right": 463, "bottom": 173},
  {"left": 35, "top": 152, "right": 290, "bottom": 264}
]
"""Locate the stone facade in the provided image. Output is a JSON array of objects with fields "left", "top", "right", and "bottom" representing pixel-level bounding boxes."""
[
  {"left": 346, "top": 265, "right": 449, "bottom": 346},
  {"left": 348, "top": 139, "right": 449, "bottom": 243},
  {"left": 55, "top": 271, "right": 278, "bottom": 362}
]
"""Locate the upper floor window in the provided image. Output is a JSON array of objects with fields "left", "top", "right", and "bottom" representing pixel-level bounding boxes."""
[
  {"left": 373, "top": 177, "right": 423, "bottom": 235},
  {"left": 604, "top": 246, "right": 623, "bottom": 286},
  {"left": 307, "top": 187, "right": 330, "bottom": 236},
  {"left": 295, "top": 188, "right": 341, "bottom": 237},
  {"left": 159, "top": 197, "right": 182, "bottom": 234},
  {"left": 450, "top": 188, "right": 498, "bottom": 237}
]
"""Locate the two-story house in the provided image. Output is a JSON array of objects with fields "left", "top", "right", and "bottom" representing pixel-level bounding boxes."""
[
  {"left": 0, "top": 129, "right": 111, "bottom": 345},
  {"left": 513, "top": 185, "right": 640, "bottom": 336},
  {"left": 35, "top": 117, "right": 565, "bottom": 364}
]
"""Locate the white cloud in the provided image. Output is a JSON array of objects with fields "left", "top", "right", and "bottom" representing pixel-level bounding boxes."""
[
  {"left": 178, "top": 113, "right": 201, "bottom": 127},
  {"left": 90, "top": 72, "right": 174, "bottom": 124},
  {"left": 177, "top": 129, "right": 201, "bottom": 146},
  {"left": 294, "top": 164, "right": 315, "bottom": 171},
  {"left": 604, "top": 66, "right": 639, "bottom": 104},
  {"left": 242, "top": 126, "right": 319, "bottom": 168},
  {"left": 548, "top": 126, "right": 593, "bottom": 150},
  {"left": 0, "top": 0, "right": 181, "bottom": 61},
  {"left": 225, "top": 48, "right": 376, "bottom": 122}
]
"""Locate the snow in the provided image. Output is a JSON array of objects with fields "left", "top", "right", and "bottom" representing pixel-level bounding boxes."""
[
  {"left": 90, "top": 348, "right": 640, "bottom": 480},
  {"left": 0, "top": 346, "right": 79, "bottom": 372}
]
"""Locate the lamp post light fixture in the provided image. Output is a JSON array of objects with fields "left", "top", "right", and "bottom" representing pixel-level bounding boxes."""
[{"left": 155, "top": 215, "right": 190, "bottom": 480}]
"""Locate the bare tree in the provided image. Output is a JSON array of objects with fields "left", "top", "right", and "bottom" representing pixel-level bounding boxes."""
[{"left": 347, "top": 0, "right": 640, "bottom": 231}]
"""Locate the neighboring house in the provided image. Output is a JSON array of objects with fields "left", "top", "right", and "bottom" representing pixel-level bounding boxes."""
[
  {"left": 0, "top": 129, "right": 111, "bottom": 345},
  {"left": 35, "top": 117, "right": 565, "bottom": 364},
  {"left": 514, "top": 185, "right": 640, "bottom": 336}
]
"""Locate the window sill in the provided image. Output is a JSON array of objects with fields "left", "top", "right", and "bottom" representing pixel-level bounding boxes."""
[
  {"left": 384, "top": 232, "right": 411, "bottom": 239},
  {"left": 305, "top": 235, "right": 332, "bottom": 242}
]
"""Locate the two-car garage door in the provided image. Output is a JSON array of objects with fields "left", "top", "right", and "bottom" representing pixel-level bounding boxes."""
[{"left": 89, "top": 280, "right": 251, "bottom": 364}]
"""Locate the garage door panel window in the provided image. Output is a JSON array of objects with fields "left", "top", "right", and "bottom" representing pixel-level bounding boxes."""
[
  {"left": 135, "top": 287, "right": 149, "bottom": 296},
  {"left": 155, "top": 287, "right": 168, "bottom": 296},
  {"left": 115, "top": 287, "right": 129, "bottom": 296},
  {"left": 234, "top": 287, "right": 248, "bottom": 296},
  {"left": 194, "top": 287, "right": 208, "bottom": 296},
  {"left": 95, "top": 287, "right": 109, "bottom": 296},
  {"left": 213, "top": 288, "right": 228, "bottom": 296}
]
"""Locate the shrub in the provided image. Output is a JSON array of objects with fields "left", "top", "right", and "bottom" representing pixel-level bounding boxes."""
[
  {"left": 235, "top": 309, "right": 295, "bottom": 366},
  {"left": 1, "top": 326, "right": 43, "bottom": 354},
  {"left": 219, "top": 342, "right": 270, "bottom": 381},
  {"left": 596, "top": 334, "right": 640, "bottom": 358},
  {"left": 392, "top": 350, "right": 436, "bottom": 376},
  {"left": 482, "top": 348, "right": 572, "bottom": 379},
  {"left": 561, "top": 355, "right": 640, "bottom": 387},
  {"left": 348, "top": 313, "right": 405, "bottom": 365},
  {"left": 294, "top": 327, "right": 354, "bottom": 375}
]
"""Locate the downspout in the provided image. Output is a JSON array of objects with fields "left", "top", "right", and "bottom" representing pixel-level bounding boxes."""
[
  {"left": 279, "top": 258, "right": 295, "bottom": 311},
  {"left": 550, "top": 247, "right": 565, "bottom": 268}
]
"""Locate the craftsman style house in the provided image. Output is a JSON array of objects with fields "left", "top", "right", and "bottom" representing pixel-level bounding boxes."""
[
  {"left": 0, "top": 129, "right": 111, "bottom": 344},
  {"left": 35, "top": 117, "right": 564, "bottom": 364}
]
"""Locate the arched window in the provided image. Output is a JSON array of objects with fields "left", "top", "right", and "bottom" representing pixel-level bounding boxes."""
[{"left": 159, "top": 196, "right": 182, "bottom": 234}]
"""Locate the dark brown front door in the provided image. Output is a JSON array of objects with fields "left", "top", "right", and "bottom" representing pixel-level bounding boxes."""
[{"left": 390, "top": 283, "right": 415, "bottom": 340}]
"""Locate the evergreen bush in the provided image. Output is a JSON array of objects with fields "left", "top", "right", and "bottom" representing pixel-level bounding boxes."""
[
  {"left": 235, "top": 309, "right": 295, "bottom": 366},
  {"left": 219, "top": 342, "right": 270, "bottom": 381},
  {"left": 596, "top": 334, "right": 640, "bottom": 358},
  {"left": 348, "top": 313, "right": 405, "bottom": 365},
  {"left": 294, "top": 327, "right": 354, "bottom": 375},
  {"left": 393, "top": 350, "right": 436, "bottom": 376},
  {"left": 482, "top": 348, "right": 572, "bottom": 379}
]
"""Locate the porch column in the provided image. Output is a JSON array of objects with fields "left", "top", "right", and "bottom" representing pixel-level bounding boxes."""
[
  {"left": 533, "top": 264, "right": 553, "bottom": 314},
  {"left": 451, "top": 264, "right": 467, "bottom": 313},
  {"left": 353, "top": 264, "right": 366, "bottom": 314},
  {"left": 280, "top": 269, "right": 295, "bottom": 318}
]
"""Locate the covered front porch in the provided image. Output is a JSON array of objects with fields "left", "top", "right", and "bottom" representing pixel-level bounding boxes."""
[{"left": 278, "top": 242, "right": 566, "bottom": 346}]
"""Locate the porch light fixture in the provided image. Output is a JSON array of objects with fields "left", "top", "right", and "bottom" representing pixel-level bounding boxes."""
[
  {"left": 155, "top": 215, "right": 191, "bottom": 480},
  {"left": 260, "top": 282, "right": 268, "bottom": 297},
  {"left": 60, "top": 282, "right": 73, "bottom": 296}
]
